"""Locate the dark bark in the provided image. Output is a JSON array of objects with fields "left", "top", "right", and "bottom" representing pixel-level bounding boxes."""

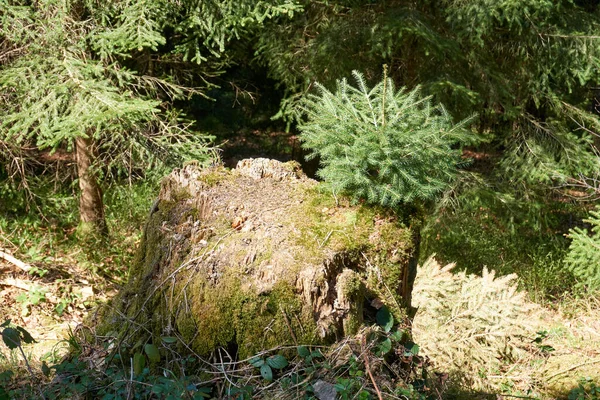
[
  {"left": 404, "top": 227, "right": 421, "bottom": 317},
  {"left": 399, "top": 212, "right": 423, "bottom": 317},
  {"left": 75, "top": 135, "right": 107, "bottom": 237}
]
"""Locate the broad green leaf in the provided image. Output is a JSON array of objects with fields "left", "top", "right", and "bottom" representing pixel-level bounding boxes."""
[
  {"left": 249, "top": 356, "right": 264, "bottom": 367},
  {"left": 195, "top": 386, "right": 212, "bottom": 397},
  {"left": 151, "top": 384, "right": 163, "bottom": 394},
  {"left": 41, "top": 361, "right": 51, "bottom": 377},
  {"left": 390, "top": 329, "right": 404, "bottom": 342},
  {"left": 0, "top": 386, "right": 9, "bottom": 400},
  {"left": 161, "top": 336, "right": 177, "bottom": 344},
  {"left": 144, "top": 344, "right": 161, "bottom": 363},
  {"left": 375, "top": 338, "right": 392, "bottom": 356},
  {"left": 311, "top": 350, "right": 324, "bottom": 359},
  {"left": 194, "top": 387, "right": 212, "bottom": 399},
  {"left": 260, "top": 364, "right": 273, "bottom": 381},
  {"left": 297, "top": 345, "right": 310, "bottom": 358},
  {"left": 266, "top": 354, "right": 288, "bottom": 369},
  {"left": 409, "top": 343, "right": 419, "bottom": 356},
  {"left": 376, "top": 306, "right": 394, "bottom": 332},
  {"left": 133, "top": 352, "right": 146, "bottom": 375},
  {"left": 1, "top": 328, "right": 20, "bottom": 350}
]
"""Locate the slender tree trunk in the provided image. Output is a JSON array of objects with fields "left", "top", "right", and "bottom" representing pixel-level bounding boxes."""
[{"left": 75, "top": 135, "right": 107, "bottom": 237}]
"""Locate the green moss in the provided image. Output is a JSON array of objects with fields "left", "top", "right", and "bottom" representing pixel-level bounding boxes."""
[
  {"left": 96, "top": 198, "right": 192, "bottom": 339},
  {"left": 281, "top": 160, "right": 302, "bottom": 173},
  {"left": 285, "top": 183, "right": 415, "bottom": 316},
  {"left": 338, "top": 270, "right": 365, "bottom": 335},
  {"left": 172, "top": 272, "right": 317, "bottom": 358},
  {"left": 198, "top": 166, "right": 231, "bottom": 186},
  {"left": 233, "top": 282, "right": 317, "bottom": 357}
]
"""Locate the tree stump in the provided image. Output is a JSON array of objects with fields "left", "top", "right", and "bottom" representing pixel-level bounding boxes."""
[{"left": 99, "top": 159, "right": 417, "bottom": 358}]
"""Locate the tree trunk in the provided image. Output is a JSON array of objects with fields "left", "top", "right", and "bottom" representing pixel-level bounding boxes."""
[{"left": 75, "top": 135, "right": 107, "bottom": 237}]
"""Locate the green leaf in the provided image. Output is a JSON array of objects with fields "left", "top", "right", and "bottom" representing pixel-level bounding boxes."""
[
  {"left": 133, "top": 352, "right": 146, "bottom": 375},
  {"left": 249, "top": 356, "right": 264, "bottom": 367},
  {"left": 16, "top": 326, "right": 35, "bottom": 344},
  {"left": 389, "top": 329, "right": 404, "bottom": 342},
  {"left": 311, "top": 350, "right": 324, "bottom": 359},
  {"left": 194, "top": 387, "right": 212, "bottom": 399},
  {"left": 406, "top": 342, "right": 419, "bottom": 356},
  {"left": 54, "top": 303, "right": 66, "bottom": 316},
  {"left": 266, "top": 354, "right": 288, "bottom": 370},
  {"left": 260, "top": 364, "right": 273, "bottom": 381},
  {"left": 0, "top": 386, "right": 9, "bottom": 400},
  {"left": 41, "top": 361, "right": 51, "bottom": 377},
  {"left": 375, "top": 338, "right": 392, "bottom": 356},
  {"left": 144, "top": 344, "right": 161, "bottom": 363},
  {"left": 151, "top": 384, "right": 163, "bottom": 394},
  {"left": 161, "top": 336, "right": 178, "bottom": 344},
  {"left": 2, "top": 328, "right": 20, "bottom": 349},
  {"left": 376, "top": 306, "right": 394, "bottom": 332},
  {"left": 297, "top": 345, "right": 310, "bottom": 358},
  {"left": 0, "top": 320, "right": 10, "bottom": 328}
]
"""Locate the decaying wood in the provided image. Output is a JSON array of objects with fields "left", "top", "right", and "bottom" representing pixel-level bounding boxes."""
[{"left": 100, "top": 160, "right": 416, "bottom": 357}]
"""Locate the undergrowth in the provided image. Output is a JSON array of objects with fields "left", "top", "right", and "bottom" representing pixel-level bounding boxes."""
[
  {"left": 0, "top": 311, "right": 436, "bottom": 400},
  {"left": 2, "top": 169, "right": 599, "bottom": 399},
  {"left": 0, "top": 175, "right": 160, "bottom": 285}
]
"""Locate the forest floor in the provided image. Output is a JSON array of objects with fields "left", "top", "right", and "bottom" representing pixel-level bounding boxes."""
[
  {"left": 1, "top": 240, "right": 599, "bottom": 398},
  {"left": 0, "top": 254, "right": 117, "bottom": 366}
]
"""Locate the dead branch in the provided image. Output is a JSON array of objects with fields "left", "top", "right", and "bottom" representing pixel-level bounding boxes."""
[{"left": 0, "top": 250, "right": 32, "bottom": 272}]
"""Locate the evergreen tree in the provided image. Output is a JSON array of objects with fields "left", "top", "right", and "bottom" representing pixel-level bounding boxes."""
[
  {"left": 565, "top": 206, "right": 600, "bottom": 289},
  {"left": 0, "top": 0, "right": 300, "bottom": 236},
  {"left": 298, "top": 70, "right": 474, "bottom": 208},
  {"left": 0, "top": 0, "right": 207, "bottom": 236},
  {"left": 297, "top": 69, "right": 475, "bottom": 305},
  {"left": 254, "top": 0, "right": 600, "bottom": 201}
]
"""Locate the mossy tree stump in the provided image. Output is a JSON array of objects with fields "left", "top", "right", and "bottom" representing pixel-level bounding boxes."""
[{"left": 100, "top": 159, "right": 417, "bottom": 358}]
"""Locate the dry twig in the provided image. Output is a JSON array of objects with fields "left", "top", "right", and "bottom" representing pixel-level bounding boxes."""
[{"left": 0, "top": 250, "right": 32, "bottom": 272}]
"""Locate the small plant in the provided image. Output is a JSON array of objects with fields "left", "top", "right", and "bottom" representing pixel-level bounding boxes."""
[
  {"left": 54, "top": 291, "right": 81, "bottom": 317},
  {"left": 28, "top": 266, "right": 49, "bottom": 278},
  {"left": 412, "top": 257, "right": 538, "bottom": 389},
  {"left": 335, "top": 376, "right": 371, "bottom": 400},
  {"left": 298, "top": 68, "right": 475, "bottom": 209},
  {"left": 15, "top": 286, "right": 47, "bottom": 315},
  {"left": 533, "top": 330, "right": 555, "bottom": 354},
  {"left": 569, "top": 377, "right": 600, "bottom": 400},
  {"left": 297, "top": 345, "right": 327, "bottom": 377},
  {"left": 565, "top": 206, "right": 600, "bottom": 290},
  {"left": 0, "top": 320, "right": 41, "bottom": 398},
  {"left": 249, "top": 353, "right": 289, "bottom": 381}
]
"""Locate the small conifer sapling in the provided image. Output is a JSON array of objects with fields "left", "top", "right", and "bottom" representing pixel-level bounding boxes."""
[{"left": 297, "top": 69, "right": 475, "bottom": 306}]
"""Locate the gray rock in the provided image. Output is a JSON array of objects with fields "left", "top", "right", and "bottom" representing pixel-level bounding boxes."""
[{"left": 312, "top": 379, "right": 337, "bottom": 400}]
